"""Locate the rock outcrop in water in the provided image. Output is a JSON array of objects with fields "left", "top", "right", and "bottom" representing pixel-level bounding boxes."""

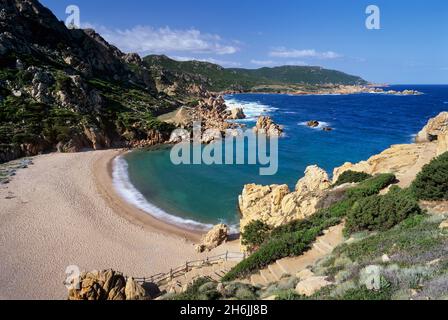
[
  {"left": 253, "top": 116, "right": 284, "bottom": 136},
  {"left": 196, "top": 224, "right": 229, "bottom": 253},
  {"left": 227, "top": 107, "right": 246, "bottom": 120},
  {"left": 307, "top": 120, "right": 320, "bottom": 128}
]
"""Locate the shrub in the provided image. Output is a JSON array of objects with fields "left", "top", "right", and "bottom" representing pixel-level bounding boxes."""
[
  {"left": 223, "top": 174, "right": 396, "bottom": 281},
  {"left": 339, "top": 286, "right": 393, "bottom": 300},
  {"left": 275, "top": 290, "right": 304, "bottom": 300},
  {"left": 241, "top": 220, "right": 272, "bottom": 251},
  {"left": 222, "top": 227, "right": 322, "bottom": 282},
  {"left": 346, "top": 186, "right": 422, "bottom": 234},
  {"left": 334, "top": 171, "right": 372, "bottom": 187},
  {"left": 411, "top": 152, "right": 448, "bottom": 201},
  {"left": 346, "top": 173, "right": 396, "bottom": 199},
  {"left": 170, "top": 278, "right": 220, "bottom": 300}
]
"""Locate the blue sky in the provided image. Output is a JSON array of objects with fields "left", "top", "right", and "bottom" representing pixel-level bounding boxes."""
[{"left": 41, "top": 0, "right": 448, "bottom": 84}]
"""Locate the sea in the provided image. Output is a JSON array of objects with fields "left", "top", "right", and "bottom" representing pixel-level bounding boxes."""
[{"left": 112, "top": 85, "right": 448, "bottom": 232}]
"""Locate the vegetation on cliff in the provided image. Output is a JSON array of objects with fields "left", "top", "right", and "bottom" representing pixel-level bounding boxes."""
[
  {"left": 345, "top": 186, "right": 422, "bottom": 233},
  {"left": 333, "top": 170, "right": 372, "bottom": 187},
  {"left": 0, "top": 0, "right": 178, "bottom": 163},
  {"left": 144, "top": 55, "right": 367, "bottom": 92},
  {"left": 411, "top": 152, "right": 448, "bottom": 201},
  {"left": 224, "top": 174, "right": 397, "bottom": 281},
  {"left": 218, "top": 154, "right": 448, "bottom": 300}
]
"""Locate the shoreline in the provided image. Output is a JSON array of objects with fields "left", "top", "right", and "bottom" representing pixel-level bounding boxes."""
[
  {"left": 221, "top": 85, "right": 422, "bottom": 97},
  {"left": 1, "top": 149, "right": 232, "bottom": 300},
  {"left": 93, "top": 149, "right": 203, "bottom": 242}
]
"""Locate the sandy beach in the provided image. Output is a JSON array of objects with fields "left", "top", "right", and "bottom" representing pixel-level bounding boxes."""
[{"left": 0, "top": 149, "right": 239, "bottom": 300}]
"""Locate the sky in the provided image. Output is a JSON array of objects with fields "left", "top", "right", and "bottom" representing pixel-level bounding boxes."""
[{"left": 41, "top": 0, "right": 448, "bottom": 84}]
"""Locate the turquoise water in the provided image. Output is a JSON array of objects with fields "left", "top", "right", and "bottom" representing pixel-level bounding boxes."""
[{"left": 116, "top": 85, "right": 448, "bottom": 231}]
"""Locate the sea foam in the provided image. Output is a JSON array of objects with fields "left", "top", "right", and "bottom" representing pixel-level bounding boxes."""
[
  {"left": 112, "top": 155, "right": 217, "bottom": 232},
  {"left": 225, "top": 97, "right": 278, "bottom": 120}
]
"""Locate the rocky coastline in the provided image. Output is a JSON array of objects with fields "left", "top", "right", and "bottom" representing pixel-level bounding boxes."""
[
  {"left": 221, "top": 84, "right": 423, "bottom": 96},
  {"left": 237, "top": 112, "right": 448, "bottom": 251}
]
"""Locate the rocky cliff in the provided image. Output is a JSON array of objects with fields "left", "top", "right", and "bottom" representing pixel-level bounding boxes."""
[
  {"left": 238, "top": 165, "right": 334, "bottom": 244},
  {"left": 0, "top": 0, "right": 185, "bottom": 163},
  {"left": 333, "top": 112, "right": 448, "bottom": 187},
  {"left": 238, "top": 112, "right": 448, "bottom": 251}
]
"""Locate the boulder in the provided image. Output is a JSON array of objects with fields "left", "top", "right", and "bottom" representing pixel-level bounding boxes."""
[
  {"left": 68, "top": 269, "right": 153, "bottom": 301},
  {"left": 125, "top": 277, "right": 150, "bottom": 301},
  {"left": 415, "top": 112, "right": 448, "bottom": 155},
  {"left": 296, "top": 165, "right": 331, "bottom": 194},
  {"left": 83, "top": 125, "right": 111, "bottom": 150},
  {"left": 295, "top": 276, "right": 332, "bottom": 297},
  {"left": 196, "top": 224, "right": 229, "bottom": 253},
  {"left": 296, "top": 269, "right": 315, "bottom": 281},
  {"left": 238, "top": 166, "right": 332, "bottom": 250},
  {"left": 307, "top": 120, "right": 320, "bottom": 128},
  {"left": 201, "top": 129, "right": 222, "bottom": 144},
  {"left": 228, "top": 108, "right": 246, "bottom": 120},
  {"left": 169, "top": 130, "right": 191, "bottom": 144},
  {"left": 332, "top": 143, "right": 437, "bottom": 187},
  {"left": 253, "top": 116, "right": 283, "bottom": 136},
  {"left": 439, "top": 220, "right": 448, "bottom": 230}
]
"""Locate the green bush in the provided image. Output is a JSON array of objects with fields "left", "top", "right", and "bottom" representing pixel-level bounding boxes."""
[
  {"left": 346, "top": 173, "right": 396, "bottom": 199},
  {"left": 334, "top": 171, "right": 372, "bottom": 187},
  {"left": 411, "top": 152, "right": 448, "bottom": 201},
  {"left": 346, "top": 186, "right": 422, "bottom": 234},
  {"left": 170, "top": 278, "right": 220, "bottom": 300},
  {"left": 222, "top": 227, "right": 322, "bottom": 282},
  {"left": 241, "top": 220, "right": 272, "bottom": 251},
  {"left": 223, "top": 173, "right": 397, "bottom": 282},
  {"left": 339, "top": 286, "right": 393, "bottom": 300}
]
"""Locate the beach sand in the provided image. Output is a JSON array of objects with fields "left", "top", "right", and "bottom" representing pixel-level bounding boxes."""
[{"left": 0, "top": 150, "right": 239, "bottom": 300}]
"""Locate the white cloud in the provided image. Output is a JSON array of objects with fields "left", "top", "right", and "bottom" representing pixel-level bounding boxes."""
[
  {"left": 172, "top": 56, "right": 241, "bottom": 67},
  {"left": 269, "top": 48, "right": 342, "bottom": 59},
  {"left": 250, "top": 59, "right": 308, "bottom": 67},
  {"left": 84, "top": 23, "right": 239, "bottom": 56}
]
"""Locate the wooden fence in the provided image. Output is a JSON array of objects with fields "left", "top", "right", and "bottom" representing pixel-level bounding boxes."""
[{"left": 130, "top": 251, "right": 246, "bottom": 285}]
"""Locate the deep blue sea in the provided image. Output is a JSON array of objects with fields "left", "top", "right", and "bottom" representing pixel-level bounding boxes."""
[{"left": 114, "top": 85, "right": 448, "bottom": 231}]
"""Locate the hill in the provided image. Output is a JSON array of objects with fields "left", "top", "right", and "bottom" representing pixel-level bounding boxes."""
[
  {"left": 0, "top": 0, "right": 181, "bottom": 163},
  {"left": 0, "top": 0, "right": 367, "bottom": 163},
  {"left": 144, "top": 55, "right": 368, "bottom": 92}
]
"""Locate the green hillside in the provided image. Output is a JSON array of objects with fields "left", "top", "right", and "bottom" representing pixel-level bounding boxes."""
[{"left": 144, "top": 55, "right": 367, "bottom": 92}]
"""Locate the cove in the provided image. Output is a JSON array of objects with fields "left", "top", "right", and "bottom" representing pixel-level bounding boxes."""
[{"left": 117, "top": 85, "right": 448, "bottom": 231}]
